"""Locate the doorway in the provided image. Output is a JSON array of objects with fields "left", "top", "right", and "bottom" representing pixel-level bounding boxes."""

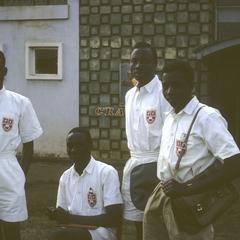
[{"left": 206, "top": 45, "right": 240, "bottom": 145}]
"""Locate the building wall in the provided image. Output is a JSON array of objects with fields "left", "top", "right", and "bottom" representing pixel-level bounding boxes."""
[
  {"left": 0, "top": 0, "right": 67, "bottom": 5},
  {"left": 79, "top": 0, "right": 215, "bottom": 162},
  {"left": 0, "top": 0, "right": 79, "bottom": 157}
]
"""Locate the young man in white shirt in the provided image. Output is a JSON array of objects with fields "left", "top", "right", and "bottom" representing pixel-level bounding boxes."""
[
  {"left": 48, "top": 127, "right": 123, "bottom": 240},
  {"left": 0, "top": 51, "right": 43, "bottom": 240},
  {"left": 122, "top": 42, "right": 170, "bottom": 240},
  {"left": 143, "top": 60, "right": 240, "bottom": 240}
]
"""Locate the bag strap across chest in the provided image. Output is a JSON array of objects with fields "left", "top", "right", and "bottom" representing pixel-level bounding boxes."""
[{"left": 174, "top": 106, "right": 205, "bottom": 173}]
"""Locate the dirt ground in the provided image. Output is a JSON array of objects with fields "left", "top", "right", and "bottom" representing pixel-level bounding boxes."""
[{"left": 21, "top": 180, "right": 240, "bottom": 240}]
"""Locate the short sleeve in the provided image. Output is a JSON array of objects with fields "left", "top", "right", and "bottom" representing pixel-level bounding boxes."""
[
  {"left": 102, "top": 166, "right": 123, "bottom": 207},
  {"left": 19, "top": 98, "right": 43, "bottom": 143},
  {"left": 56, "top": 175, "right": 68, "bottom": 210},
  {"left": 201, "top": 111, "right": 240, "bottom": 160}
]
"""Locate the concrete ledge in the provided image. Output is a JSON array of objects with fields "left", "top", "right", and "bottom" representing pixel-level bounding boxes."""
[
  {"left": 27, "top": 161, "right": 70, "bottom": 184},
  {"left": 0, "top": 5, "right": 69, "bottom": 21},
  {"left": 26, "top": 158, "right": 125, "bottom": 184}
]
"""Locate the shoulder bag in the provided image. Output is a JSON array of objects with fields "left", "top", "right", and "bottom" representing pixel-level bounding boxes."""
[
  {"left": 130, "top": 162, "right": 159, "bottom": 211},
  {"left": 171, "top": 106, "right": 239, "bottom": 234}
]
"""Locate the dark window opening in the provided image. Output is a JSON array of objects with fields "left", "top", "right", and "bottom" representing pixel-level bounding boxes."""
[
  {"left": 35, "top": 48, "right": 58, "bottom": 74},
  {"left": 216, "top": 1, "right": 240, "bottom": 40}
]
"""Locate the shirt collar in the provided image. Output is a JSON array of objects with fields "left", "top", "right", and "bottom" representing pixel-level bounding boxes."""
[
  {"left": 0, "top": 86, "right": 6, "bottom": 96},
  {"left": 168, "top": 96, "right": 200, "bottom": 116},
  {"left": 136, "top": 75, "right": 160, "bottom": 93},
  {"left": 72, "top": 156, "right": 95, "bottom": 177},
  {"left": 181, "top": 96, "right": 200, "bottom": 115},
  {"left": 83, "top": 157, "right": 95, "bottom": 174}
]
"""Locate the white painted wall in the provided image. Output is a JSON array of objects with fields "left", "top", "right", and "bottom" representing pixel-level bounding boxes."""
[{"left": 0, "top": 1, "right": 79, "bottom": 157}]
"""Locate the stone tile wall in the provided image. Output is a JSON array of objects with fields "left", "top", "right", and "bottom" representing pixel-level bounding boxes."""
[{"left": 79, "top": 0, "right": 215, "bottom": 162}]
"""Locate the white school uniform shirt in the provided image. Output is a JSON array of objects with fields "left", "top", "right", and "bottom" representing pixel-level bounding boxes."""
[
  {"left": 0, "top": 86, "right": 43, "bottom": 222},
  {"left": 125, "top": 75, "right": 171, "bottom": 153},
  {"left": 158, "top": 96, "right": 240, "bottom": 183},
  {"left": 57, "top": 157, "right": 123, "bottom": 240}
]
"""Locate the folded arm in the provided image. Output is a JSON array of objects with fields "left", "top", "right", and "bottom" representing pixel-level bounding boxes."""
[{"left": 49, "top": 204, "right": 123, "bottom": 228}]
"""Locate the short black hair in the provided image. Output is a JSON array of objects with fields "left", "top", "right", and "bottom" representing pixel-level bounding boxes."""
[
  {"left": 132, "top": 41, "right": 157, "bottom": 66},
  {"left": 67, "top": 127, "right": 92, "bottom": 148},
  {"left": 161, "top": 60, "right": 194, "bottom": 86},
  {"left": 0, "top": 51, "right": 6, "bottom": 66}
]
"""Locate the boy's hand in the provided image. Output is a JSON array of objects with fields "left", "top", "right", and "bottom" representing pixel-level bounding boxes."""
[
  {"left": 47, "top": 206, "right": 71, "bottom": 224},
  {"left": 47, "top": 206, "right": 57, "bottom": 220},
  {"left": 161, "top": 179, "right": 187, "bottom": 198}
]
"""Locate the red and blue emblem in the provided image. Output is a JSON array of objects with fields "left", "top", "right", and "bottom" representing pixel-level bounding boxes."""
[
  {"left": 87, "top": 187, "right": 97, "bottom": 208},
  {"left": 146, "top": 110, "right": 156, "bottom": 124},
  {"left": 176, "top": 133, "right": 187, "bottom": 157},
  {"left": 2, "top": 117, "right": 13, "bottom": 132},
  {"left": 176, "top": 139, "right": 187, "bottom": 157}
]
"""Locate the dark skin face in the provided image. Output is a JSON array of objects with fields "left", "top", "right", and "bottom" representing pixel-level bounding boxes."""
[
  {"left": 162, "top": 71, "right": 193, "bottom": 113},
  {"left": 0, "top": 54, "right": 7, "bottom": 89},
  {"left": 130, "top": 48, "right": 156, "bottom": 88},
  {"left": 161, "top": 71, "right": 193, "bottom": 197},
  {"left": 66, "top": 132, "right": 91, "bottom": 175}
]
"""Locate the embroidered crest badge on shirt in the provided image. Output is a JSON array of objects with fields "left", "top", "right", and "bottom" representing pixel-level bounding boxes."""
[
  {"left": 176, "top": 140, "right": 186, "bottom": 157},
  {"left": 146, "top": 110, "right": 156, "bottom": 124},
  {"left": 176, "top": 133, "right": 187, "bottom": 157},
  {"left": 2, "top": 117, "right": 13, "bottom": 132},
  {"left": 87, "top": 187, "right": 97, "bottom": 208}
]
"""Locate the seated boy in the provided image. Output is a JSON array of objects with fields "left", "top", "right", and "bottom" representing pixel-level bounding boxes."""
[{"left": 48, "top": 127, "right": 123, "bottom": 240}]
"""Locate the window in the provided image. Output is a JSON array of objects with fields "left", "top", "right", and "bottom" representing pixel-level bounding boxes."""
[
  {"left": 216, "top": 0, "right": 240, "bottom": 40},
  {"left": 25, "top": 42, "right": 63, "bottom": 80}
]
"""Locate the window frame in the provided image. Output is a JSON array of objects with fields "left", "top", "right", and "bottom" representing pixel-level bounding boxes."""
[
  {"left": 25, "top": 41, "right": 63, "bottom": 80},
  {"left": 215, "top": 2, "right": 240, "bottom": 40}
]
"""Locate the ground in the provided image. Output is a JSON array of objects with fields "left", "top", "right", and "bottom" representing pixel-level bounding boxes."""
[{"left": 20, "top": 162, "right": 240, "bottom": 240}]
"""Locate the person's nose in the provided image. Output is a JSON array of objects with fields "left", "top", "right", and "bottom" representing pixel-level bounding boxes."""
[{"left": 71, "top": 146, "right": 81, "bottom": 153}]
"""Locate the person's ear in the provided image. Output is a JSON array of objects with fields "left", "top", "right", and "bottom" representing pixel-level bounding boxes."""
[
  {"left": 66, "top": 143, "right": 71, "bottom": 157},
  {"left": 4, "top": 67, "right": 7, "bottom": 76}
]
